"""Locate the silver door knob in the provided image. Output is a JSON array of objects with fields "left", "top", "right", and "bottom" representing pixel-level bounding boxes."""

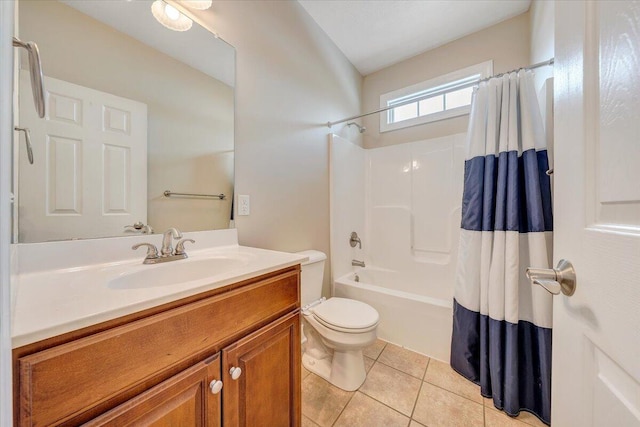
[
  {"left": 229, "top": 366, "right": 242, "bottom": 380},
  {"left": 209, "top": 379, "right": 223, "bottom": 394},
  {"left": 526, "top": 259, "right": 577, "bottom": 296}
]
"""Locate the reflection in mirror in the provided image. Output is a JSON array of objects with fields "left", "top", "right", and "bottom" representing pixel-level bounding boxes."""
[{"left": 15, "top": 0, "right": 235, "bottom": 243}]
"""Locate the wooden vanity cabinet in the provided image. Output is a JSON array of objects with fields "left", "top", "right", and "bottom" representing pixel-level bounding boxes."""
[
  {"left": 13, "top": 266, "right": 301, "bottom": 427},
  {"left": 86, "top": 313, "right": 301, "bottom": 427},
  {"left": 222, "top": 313, "right": 301, "bottom": 427},
  {"left": 85, "top": 354, "right": 223, "bottom": 427}
]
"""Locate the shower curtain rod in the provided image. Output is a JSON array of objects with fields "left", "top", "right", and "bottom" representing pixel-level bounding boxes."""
[{"left": 326, "top": 57, "right": 554, "bottom": 128}]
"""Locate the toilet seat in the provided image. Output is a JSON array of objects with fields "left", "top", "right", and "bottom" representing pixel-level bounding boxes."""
[{"left": 310, "top": 297, "right": 379, "bottom": 333}]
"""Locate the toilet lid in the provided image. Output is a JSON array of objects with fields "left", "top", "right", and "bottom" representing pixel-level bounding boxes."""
[{"left": 312, "top": 297, "right": 379, "bottom": 330}]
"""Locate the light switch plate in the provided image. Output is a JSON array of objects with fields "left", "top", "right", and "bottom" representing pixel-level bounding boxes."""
[{"left": 238, "top": 195, "right": 250, "bottom": 216}]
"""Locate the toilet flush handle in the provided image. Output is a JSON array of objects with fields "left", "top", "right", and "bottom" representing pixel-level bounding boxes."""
[{"left": 229, "top": 366, "right": 242, "bottom": 380}]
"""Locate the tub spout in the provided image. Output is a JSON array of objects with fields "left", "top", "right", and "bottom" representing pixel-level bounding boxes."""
[{"left": 352, "top": 259, "right": 365, "bottom": 268}]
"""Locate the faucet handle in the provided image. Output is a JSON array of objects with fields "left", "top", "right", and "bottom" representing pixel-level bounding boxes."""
[
  {"left": 132, "top": 243, "right": 159, "bottom": 259},
  {"left": 350, "top": 232, "right": 362, "bottom": 249},
  {"left": 175, "top": 238, "right": 195, "bottom": 255}
]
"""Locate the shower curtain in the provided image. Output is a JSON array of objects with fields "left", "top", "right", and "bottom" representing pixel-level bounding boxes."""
[{"left": 450, "top": 70, "right": 553, "bottom": 425}]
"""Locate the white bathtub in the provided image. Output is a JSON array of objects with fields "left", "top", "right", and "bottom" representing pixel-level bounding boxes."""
[{"left": 334, "top": 268, "right": 453, "bottom": 362}]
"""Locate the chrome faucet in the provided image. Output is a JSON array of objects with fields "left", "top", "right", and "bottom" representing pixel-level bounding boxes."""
[
  {"left": 133, "top": 227, "right": 195, "bottom": 264},
  {"left": 124, "top": 221, "right": 154, "bottom": 234},
  {"left": 352, "top": 259, "right": 365, "bottom": 267},
  {"left": 161, "top": 227, "right": 182, "bottom": 256}
]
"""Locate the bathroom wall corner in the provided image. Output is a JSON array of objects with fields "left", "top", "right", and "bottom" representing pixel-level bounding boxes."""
[
  {"left": 0, "top": 1, "right": 15, "bottom": 424},
  {"left": 329, "top": 134, "right": 366, "bottom": 291}
]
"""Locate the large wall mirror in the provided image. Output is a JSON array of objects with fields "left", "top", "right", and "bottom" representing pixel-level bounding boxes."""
[{"left": 15, "top": 0, "right": 235, "bottom": 243}]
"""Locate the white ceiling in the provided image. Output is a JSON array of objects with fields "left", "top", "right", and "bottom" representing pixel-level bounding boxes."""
[{"left": 298, "top": 0, "right": 531, "bottom": 76}]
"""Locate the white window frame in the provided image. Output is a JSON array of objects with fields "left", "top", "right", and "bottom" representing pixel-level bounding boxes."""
[{"left": 379, "top": 60, "right": 493, "bottom": 132}]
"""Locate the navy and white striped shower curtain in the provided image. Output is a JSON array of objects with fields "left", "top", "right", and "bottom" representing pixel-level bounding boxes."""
[{"left": 451, "top": 70, "right": 553, "bottom": 425}]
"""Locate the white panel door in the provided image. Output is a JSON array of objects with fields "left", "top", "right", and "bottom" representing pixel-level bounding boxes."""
[
  {"left": 18, "top": 73, "right": 147, "bottom": 242},
  {"left": 553, "top": 2, "right": 640, "bottom": 426}
]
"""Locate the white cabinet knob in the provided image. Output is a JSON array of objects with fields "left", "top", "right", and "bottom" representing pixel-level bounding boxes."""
[
  {"left": 209, "top": 379, "right": 223, "bottom": 394},
  {"left": 229, "top": 366, "right": 242, "bottom": 380}
]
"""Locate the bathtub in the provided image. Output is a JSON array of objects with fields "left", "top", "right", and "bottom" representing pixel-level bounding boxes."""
[{"left": 334, "top": 268, "right": 453, "bottom": 362}]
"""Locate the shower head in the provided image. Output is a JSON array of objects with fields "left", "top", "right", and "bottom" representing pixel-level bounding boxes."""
[{"left": 346, "top": 122, "right": 366, "bottom": 133}]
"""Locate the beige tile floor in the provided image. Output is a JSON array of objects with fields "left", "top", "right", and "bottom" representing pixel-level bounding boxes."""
[{"left": 302, "top": 339, "right": 548, "bottom": 427}]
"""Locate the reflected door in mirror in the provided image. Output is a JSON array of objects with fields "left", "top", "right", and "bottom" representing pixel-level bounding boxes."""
[
  {"left": 19, "top": 73, "right": 147, "bottom": 242},
  {"left": 16, "top": 0, "right": 235, "bottom": 242}
]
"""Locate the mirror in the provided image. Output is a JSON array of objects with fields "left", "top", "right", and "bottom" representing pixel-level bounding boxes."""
[{"left": 15, "top": 0, "right": 235, "bottom": 243}]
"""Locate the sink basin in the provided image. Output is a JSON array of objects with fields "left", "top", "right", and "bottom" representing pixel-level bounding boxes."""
[{"left": 109, "top": 257, "right": 246, "bottom": 289}]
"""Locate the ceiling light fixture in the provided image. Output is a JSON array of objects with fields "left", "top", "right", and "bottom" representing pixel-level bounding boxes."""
[
  {"left": 177, "top": 0, "right": 213, "bottom": 10},
  {"left": 151, "top": 0, "right": 193, "bottom": 32}
]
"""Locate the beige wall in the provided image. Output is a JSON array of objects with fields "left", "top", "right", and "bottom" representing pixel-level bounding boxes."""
[
  {"left": 362, "top": 12, "right": 531, "bottom": 149},
  {"left": 192, "top": 2, "right": 363, "bottom": 294},
  {"left": 530, "top": 0, "right": 555, "bottom": 91},
  {"left": 19, "top": 1, "right": 234, "bottom": 236},
  {"left": 529, "top": 0, "right": 555, "bottom": 169}
]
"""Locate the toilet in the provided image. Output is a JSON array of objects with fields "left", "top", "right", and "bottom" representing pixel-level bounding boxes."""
[{"left": 297, "top": 250, "right": 379, "bottom": 391}]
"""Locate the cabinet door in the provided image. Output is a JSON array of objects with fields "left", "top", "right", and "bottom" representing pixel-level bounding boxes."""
[
  {"left": 222, "top": 312, "right": 301, "bottom": 427},
  {"left": 84, "top": 354, "right": 222, "bottom": 427}
]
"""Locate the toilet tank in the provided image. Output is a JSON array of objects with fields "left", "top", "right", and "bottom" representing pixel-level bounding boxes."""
[{"left": 295, "top": 250, "right": 327, "bottom": 306}]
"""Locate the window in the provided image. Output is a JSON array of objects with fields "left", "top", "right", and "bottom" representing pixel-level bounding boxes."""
[{"left": 380, "top": 61, "right": 493, "bottom": 132}]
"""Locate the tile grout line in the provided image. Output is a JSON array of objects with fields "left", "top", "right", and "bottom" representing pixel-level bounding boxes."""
[
  {"left": 330, "top": 388, "right": 357, "bottom": 427},
  {"left": 483, "top": 396, "right": 486, "bottom": 427},
  {"left": 422, "top": 357, "right": 431, "bottom": 381},
  {"left": 306, "top": 341, "right": 543, "bottom": 427},
  {"left": 351, "top": 359, "right": 419, "bottom": 424},
  {"left": 422, "top": 376, "right": 484, "bottom": 407},
  {"left": 408, "top": 357, "right": 430, "bottom": 423},
  {"left": 369, "top": 341, "right": 387, "bottom": 362},
  {"left": 357, "top": 386, "right": 415, "bottom": 425},
  {"left": 357, "top": 386, "right": 414, "bottom": 421},
  {"left": 358, "top": 387, "right": 418, "bottom": 424},
  {"left": 358, "top": 361, "right": 424, "bottom": 411},
  {"left": 375, "top": 358, "right": 430, "bottom": 381},
  {"left": 302, "top": 372, "right": 347, "bottom": 427},
  {"left": 356, "top": 358, "right": 429, "bottom": 423},
  {"left": 313, "top": 341, "right": 514, "bottom": 427},
  {"left": 330, "top": 343, "right": 387, "bottom": 427},
  {"left": 370, "top": 356, "right": 429, "bottom": 382},
  {"left": 366, "top": 345, "right": 443, "bottom": 425}
]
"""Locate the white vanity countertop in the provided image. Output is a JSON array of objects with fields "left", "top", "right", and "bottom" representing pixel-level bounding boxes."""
[{"left": 11, "top": 244, "right": 307, "bottom": 348}]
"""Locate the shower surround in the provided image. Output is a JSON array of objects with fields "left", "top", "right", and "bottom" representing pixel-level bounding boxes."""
[{"left": 330, "top": 133, "right": 465, "bottom": 361}]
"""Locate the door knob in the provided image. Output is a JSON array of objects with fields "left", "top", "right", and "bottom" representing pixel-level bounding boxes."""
[
  {"left": 526, "top": 259, "right": 577, "bottom": 296},
  {"left": 229, "top": 366, "right": 242, "bottom": 380},
  {"left": 209, "top": 379, "right": 223, "bottom": 394}
]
